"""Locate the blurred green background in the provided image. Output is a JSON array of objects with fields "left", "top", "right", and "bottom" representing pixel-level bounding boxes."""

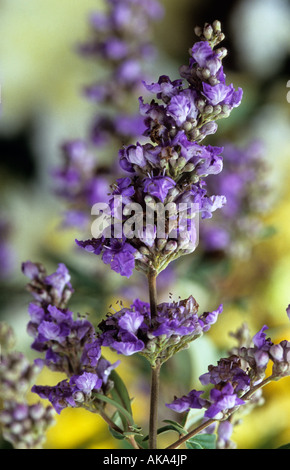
[{"left": 1, "top": 0, "right": 290, "bottom": 449}]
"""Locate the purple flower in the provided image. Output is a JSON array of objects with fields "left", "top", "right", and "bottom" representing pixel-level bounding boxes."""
[
  {"left": 44, "top": 263, "right": 73, "bottom": 302},
  {"left": 199, "top": 355, "right": 250, "bottom": 393},
  {"left": 152, "top": 296, "right": 203, "bottom": 338},
  {"left": 32, "top": 381, "right": 76, "bottom": 415},
  {"left": 22, "top": 261, "right": 43, "bottom": 281},
  {"left": 75, "top": 237, "right": 104, "bottom": 255},
  {"left": 102, "top": 239, "right": 137, "bottom": 278},
  {"left": 269, "top": 339, "right": 290, "bottom": 378},
  {"left": 191, "top": 41, "right": 222, "bottom": 76},
  {"left": 143, "top": 176, "right": 176, "bottom": 202},
  {"left": 37, "top": 321, "right": 63, "bottom": 342},
  {"left": 177, "top": 134, "right": 224, "bottom": 176},
  {"left": 252, "top": 325, "right": 271, "bottom": 349},
  {"left": 198, "top": 304, "right": 223, "bottom": 332},
  {"left": 22, "top": 262, "right": 74, "bottom": 308},
  {"left": 177, "top": 183, "right": 226, "bottom": 220},
  {"left": 118, "top": 310, "right": 144, "bottom": 334},
  {"left": 112, "top": 177, "right": 135, "bottom": 201},
  {"left": 202, "top": 82, "right": 243, "bottom": 108},
  {"left": 142, "top": 75, "right": 183, "bottom": 101},
  {"left": 119, "top": 142, "right": 147, "bottom": 171},
  {"left": 70, "top": 372, "right": 102, "bottom": 394},
  {"left": 95, "top": 358, "right": 120, "bottom": 385},
  {"left": 217, "top": 420, "right": 233, "bottom": 448},
  {"left": 205, "top": 383, "right": 245, "bottom": 419},
  {"left": 81, "top": 339, "right": 102, "bottom": 368},
  {"left": 99, "top": 296, "right": 221, "bottom": 364},
  {"left": 111, "top": 337, "right": 145, "bottom": 356},
  {"left": 166, "top": 390, "right": 206, "bottom": 413},
  {"left": 167, "top": 90, "right": 198, "bottom": 126}
]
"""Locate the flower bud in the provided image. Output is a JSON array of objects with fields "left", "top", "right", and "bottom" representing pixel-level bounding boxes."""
[
  {"left": 212, "top": 20, "right": 222, "bottom": 32},
  {"left": 269, "top": 344, "right": 284, "bottom": 362},
  {"left": 194, "top": 26, "right": 202, "bottom": 37},
  {"left": 163, "top": 241, "right": 177, "bottom": 254},
  {"left": 203, "top": 24, "right": 213, "bottom": 40}
]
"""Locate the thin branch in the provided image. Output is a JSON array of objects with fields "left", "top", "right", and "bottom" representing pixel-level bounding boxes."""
[
  {"left": 148, "top": 267, "right": 158, "bottom": 320},
  {"left": 149, "top": 361, "right": 161, "bottom": 449},
  {"left": 148, "top": 267, "right": 160, "bottom": 449},
  {"left": 166, "top": 374, "right": 277, "bottom": 450},
  {"left": 100, "top": 410, "right": 141, "bottom": 449},
  {"left": 166, "top": 418, "right": 217, "bottom": 449}
]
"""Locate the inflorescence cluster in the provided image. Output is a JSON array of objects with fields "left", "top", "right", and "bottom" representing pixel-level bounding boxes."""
[
  {"left": 1, "top": 10, "right": 289, "bottom": 451},
  {"left": 53, "top": 0, "right": 164, "bottom": 230},
  {"left": 21, "top": 261, "right": 119, "bottom": 415},
  {"left": 76, "top": 20, "right": 243, "bottom": 278},
  {"left": 0, "top": 323, "right": 55, "bottom": 449}
]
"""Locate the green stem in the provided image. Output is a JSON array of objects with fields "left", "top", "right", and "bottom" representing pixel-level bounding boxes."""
[
  {"left": 99, "top": 410, "right": 124, "bottom": 434},
  {"left": 149, "top": 361, "right": 161, "bottom": 449},
  {"left": 148, "top": 267, "right": 158, "bottom": 320},
  {"left": 148, "top": 267, "right": 161, "bottom": 449},
  {"left": 99, "top": 410, "right": 140, "bottom": 449}
]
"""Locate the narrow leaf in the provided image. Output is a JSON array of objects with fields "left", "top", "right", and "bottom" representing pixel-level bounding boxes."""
[
  {"left": 163, "top": 420, "right": 187, "bottom": 435},
  {"left": 186, "top": 433, "right": 216, "bottom": 450},
  {"left": 93, "top": 392, "right": 135, "bottom": 427},
  {"left": 110, "top": 369, "right": 133, "bottom": 415},
  {"left": 143, "top": 423, "right": 186, "bottom": 442},
  {"left": 277, "top": 443, "right": 290, "bottom": 449}
]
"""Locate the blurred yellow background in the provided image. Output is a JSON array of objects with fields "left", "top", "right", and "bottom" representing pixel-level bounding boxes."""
[{"left": 1, "top": 0, "right": 290, "bottom": 450}]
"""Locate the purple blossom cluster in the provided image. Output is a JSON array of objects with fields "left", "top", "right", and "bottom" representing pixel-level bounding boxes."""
[
  {"left": 200, "top": 140, "right": 269, "bottom": 256},
  {"left": 166, "top": 306, "right": 290, "bottom": 447},
  {"left": 76, "top": 21, "right": 242, "bottom": 278},
  {"left": 81, "top": 0, "right": 164, "bottom": 116},
  {"left": 98, "top": 296, "right": 223, "bottom": 366},
  {"left": 21, "top": 262, "right": 119, "bottom": 414},
  {"left": 0, "top": 401, "right": 55, "bottom": 449},
  {"left": 53, "top": 140, "right": 111, "bottom": 230},
  {"left": 0, "top": 350, "right": 42, "bottom": 401},
  {"left": 22, "top": 260, "right": 74, "bottom": 309},
  {"left": 0, "top": 322, "right": 55, "bottom": 449},
  {"left": 54, "top": 0, "right": 163, "bottom": 229}
]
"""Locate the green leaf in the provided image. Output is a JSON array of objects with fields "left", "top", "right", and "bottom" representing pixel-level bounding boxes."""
[
  {"left": 186, "top": 434, "right": 216, "bottom": 450},
  {"left": 93, "top": 392, "right": 135, "bottom": 427},
  {"left": 142, "top": 421, "right": 187, "bottom": 442},
  {"left": 110, "top": 369, "right": 133, "bottom": 415},
  {"left": 109, "top": 427, "right": 125, "bottom": 440},
  {"left": 277, "top": 443, "right": 290, "bottom": 449},
  {"left": 163, "top": 420, "right": 187, "bottom": 435}
]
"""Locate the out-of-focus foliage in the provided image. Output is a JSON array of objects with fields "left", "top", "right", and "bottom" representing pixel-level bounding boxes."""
[{"left": 1, "top": 0, "right": 290, "bottom": 449}]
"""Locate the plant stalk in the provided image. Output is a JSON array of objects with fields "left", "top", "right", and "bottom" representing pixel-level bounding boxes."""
[
  {"left": 149, "top": 361, "right": 161, "bottom": 449},
  {"left": 148, "top": 267, "right": 160, "bottom": 449},
  {"left": 148, "top": 267, "right": 158, "bottom": 319}
]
